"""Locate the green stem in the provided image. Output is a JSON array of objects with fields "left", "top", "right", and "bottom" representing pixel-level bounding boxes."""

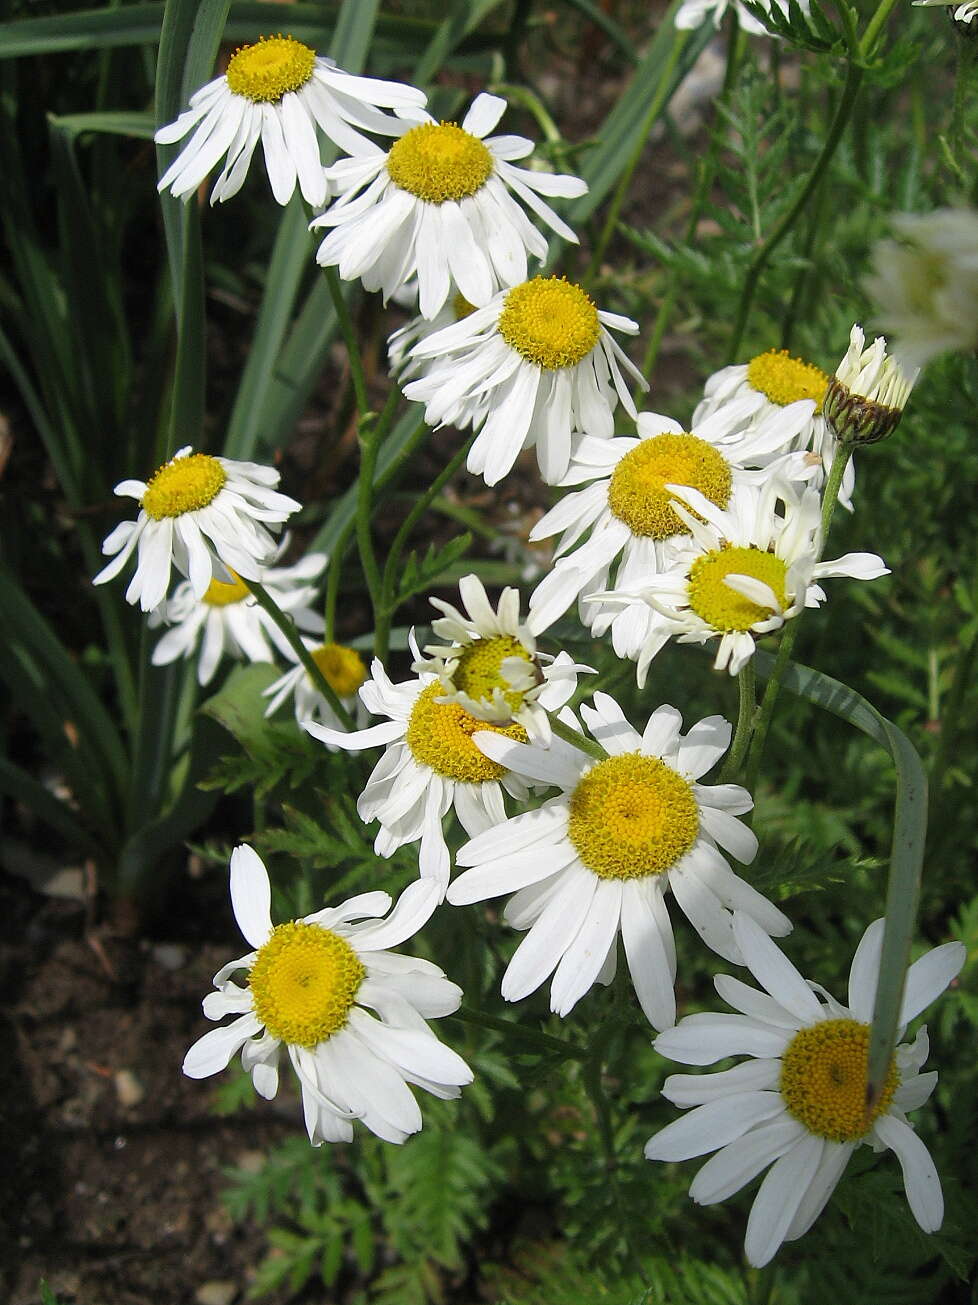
[
  {"left": 859, "top": 0, "right": 903, "bottom": 57},
  {"left": 242, "top": 577, "right": 355, "bottom": 729},
  {"left": 721, "top": 660, "right": 756, "bottom": 782},
  {"left": 727, "top": 60, "right": 864, "bottom": 361},
  {"left": 551, "top": 714, "right": 605, "bottom": 761},
  {"left": 374, "top": 429, "right": 475, "bottom": 662},
  {"left": 744, "top": 447, "right": 852, "bottom": 791},
  {"left": 448, "top": 1006, "right": 588, "bottom": 1060},
  {"left": 642, "top": 20, "right": 743, "bottom": 382},
  {"left": 323, "top": 264, "right": 369, "bottom": 416},
  {"left": 586, "top": 30, "right": 690, "bottom": 281},
  {"left": 949, "top": 31, "right": 976, "bottom": 179},
  {"left": 356, "top": 413, "right": 385, "bottom": 649}
]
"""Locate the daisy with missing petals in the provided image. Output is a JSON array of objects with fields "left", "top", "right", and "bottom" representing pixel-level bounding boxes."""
[
  {"left": 403, "top": 276, "right": 646, "bottom": 486},
  {"left": 156, "top": 35, "right": 427, "bottom": 207},
  {"left": 93, "top": 447, "right": 301, "bottom": 612},
  {"left": 264, "top": 638, "right": 369, "bottom": 735},
  {"left": 603, "top": 479, "right": 888, "bottom": 683},
  {"left": 301, "top": 636, "right": 539, "bottom": 892},
  {"left": 693, "top": 342, "right": 855, "bottom": 511},
  {"left": 645, "top": 912, "right": 965, "bottom": 1266},
  {"left": 184, "top": 847, "right": 471, "bottom": 1145},
  {"left": 150, "top": 550, "right": 327, "bottom": 685},
  {"left": 412, "top": 574, "right": 590, "bottom": 745},
  {"left": 311, "top": 93, "right": 587, "bottom": 319},
  {"left": 822, "top": 324, "right": 916, "bottom": 447},
  {"left": 447, "top": 693, "right": 791, "bottom": 1030},
  {"left": 525, "top": 403, "right": 816, "bottom": 654}
]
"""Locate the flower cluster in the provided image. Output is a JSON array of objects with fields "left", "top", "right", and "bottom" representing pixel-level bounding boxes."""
[{"left": 88, "top": 30, "right": 964, "bottom": 1271}]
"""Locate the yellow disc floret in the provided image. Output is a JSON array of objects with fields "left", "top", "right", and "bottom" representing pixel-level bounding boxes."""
[
  {"left": 452, "top": 635, "right": 536, "bottom": 712},
  {"left": 202, "top": 570, "right": 249, "bottom": 607},
  {"left": 226, "top": 35, "right": 316, "bottom": 103},
  {"left": 249, "top": 921, "right": 365, "bottom": 1047},
  {"left": 746, "top": 349, "right": 829, "bottom": 411},
  {"left": 387, "top": 122, "right": 493, "bottom": 203},
  {"left": 780, "top": 1018, "right": 899, "bottom": 1142},
  {"left": 142, "top": 453, "right": 227, "bottom": 520},
  {"left": 406, "top": 682, "right": 528, "bottom": 782},
  {"left": 310, "top": 643, "right": 367, "bottom": 698},
  {"left": 607, "top": 434, "right": 733, "bottom": 539},
  {"left": 567, "top": 753, "right": 699, "bottom": 880},
  {"left": 498, "top": 277, "right": 601, "bottom": 370},
  {"left": 687, "top": 545, "right": 789, "bottom": 633}
]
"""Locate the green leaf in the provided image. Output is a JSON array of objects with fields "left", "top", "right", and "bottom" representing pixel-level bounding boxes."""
[
  {"left": 47, "top": 111, "right": 158, "bottom": 140},
  {"left": 398, "top": 533, "right": 473, "bottom": 604},
  {"left": 0, "top": 755, "right": 98, "bottom": 854},
  {"left": 755, "top": 652, "right": 927, "bottom": 1104}
]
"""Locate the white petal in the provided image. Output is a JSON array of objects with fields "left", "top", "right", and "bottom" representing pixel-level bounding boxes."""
[
  {"left": 847, "top": 917, "right": 884, "bottom": 1021},
  {"left": 677, "top": 716, "right": 732, "bottom": 779},
  {"left": 744, "top": 1134, "right": 825, "bottom": 1267},
  {"left": 462, "top": 92, "right": 507, "bottom": 137},
  {"left": 549, "top": 878, "right": 623, "bottom": 1016},
  {"left": 899, "top": 942, "right": 966, "bottom": 1025},
  {"left": 620, "top": 879, "right": 676, "bottom": 1031},
  {"left": 699, "top": 806, "right": 759, "bottom": 864},
  {"left": 784, "top": 1140, "right": 855, "bottom": 1241},
  {"left": 644, "top": 1091, "right": 785, "bottom": 1161},
  {"left": 654, "top": 1014, "right": 791, "bottom": 1065},
  {"left": 688, "top": 1116, "right": 806, "bottom": 1205},
  {"left": 872, "top": 1114, "right": 944, "bottom": 1232},
  {"left": 348, "top": 879, "right": 440, "bottom": 952},
  {"left": 183, "top": 1012, "right": 262, "bottom": 1078},
  {"left": 733, "top": 912, "right": 823, "bottom": 1022},
  {"left": 663, "top": 1058, "right": 781, "bottom": 1106},
  {"left": 501, "top": 868, "right": 595, "bottom": 1002},
  {"left": 229, "top": 845, "right": 273, "bottom": 948},
  {"left": 473, "top": 731, "right": 582, "bottom": 788}
]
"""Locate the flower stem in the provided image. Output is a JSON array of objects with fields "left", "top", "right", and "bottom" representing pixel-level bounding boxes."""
[
  {"left": 744, "top": 446, "right": 852, "bottom": 791},
  {"left": 550, "top": 714, "right": 604, "bottom": 761},
  {"left": 720, "top": 660, "right": 756, "bottom": 782},
  {"left": 322, "top": 264, "right": 368, "bottom": 416},
  {"left": 242, "top": 576, "right": 355, "bottom": 729}
]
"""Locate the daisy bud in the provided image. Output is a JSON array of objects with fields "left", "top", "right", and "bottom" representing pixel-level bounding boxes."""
[{"left": 823, "top": 325, "right": 916, "bottom": 446}]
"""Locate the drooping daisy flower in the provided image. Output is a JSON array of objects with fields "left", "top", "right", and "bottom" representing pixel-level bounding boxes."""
[
  {"left": 149, "top": 549, "right": 326, "bottom": 685},
  {"left": 599, "top": 478, "right": 888, "bottom": 683},
  {"left": 388, "top": 290, "right": 477, "bottom": 383},
  {"left": 413, "top": 574, "right": 591, "bottom": 745},
  {"left": 645, "top": 912, "right": 965, "bottom": 1266},
  {"left": 264, "top": 638, "right": 369, "bottom": 736},
  {"left": 823, "top": 324, "right": 917, "bottom": 447},
  {"left": 93, "top": 447, "right": 301, "bottom": 612},
  {"left": 311, "top": 93, "right": 588, "bottom": 319},
  {"left": 865, "top": 207, "right": 978, "bottom": 371},
  {"left": 447, "top": 694, "right": 790, "bottom": 1030},
  {"left": 184, "top": 846, "right": 471, "bottom": 1145},
  {"left": 525, "top": 403, "right": 816, "bottom": 652},
  {"left": 301, "top": 636, "right": 539, "bottom": 892},
  {"left": 156, "top": 35, "right": 427, "bottom": 207},
  {"left": 693, "top": 343, "right": 855, "bottom": 511},
  {"left": 675, "top": 0, "right": 811, "bottom": 31},
  {"left": 402, "top": 276, "right": 646, "bottom": 486}
]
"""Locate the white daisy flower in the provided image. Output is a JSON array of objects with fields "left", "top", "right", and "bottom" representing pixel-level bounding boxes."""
[
  {"left": 693, "top": 343, "right": 855, "bottom": 512},
  {"left": 676, "top": 0, "right": 810, "bottom": 34},
  {"left": 413, "top": 574, "right": 591, "bottom": 745},
  {"left": 823, "top": 323, "right": 917, "bottom": 447},
  {"left": 184, "top": 847, "right": 471, "bottom": 1146},
  {"left": 525, "top": 401, "right": 817, "bottom": 653},
  {"left": 149, "top": 549, "right": 326, "bottom": 685},
  {"left": 447, "top": 693, "right": 791, "bottom": 1030},
  {"left": 311, "top": 92, "right": 588, "bottom": 319},
  {"left": 387, "top": 290, "right": 477, "bottom": 383},
  {"left": 93, "top": 446, "right": 301, "bottom": 613},
  {"left": 156, "top": 35, "right": 427, "bottom": 208},
  {"left": 402, "top": 276, "right": 646, "bottom": 486},
  {"left": 914, "top": 0, "right": 978, "bottom": 21},
  {"left": 865, "top": 207, "right": 978, "bottom": 371},
  {"left": 264, "top": 638, "right": 370, "bottom": 737},
  {"left": 601, "top": 478, "right": 888, "bottom": 683},
  {"left": 645, "top": 912, "right": 965, "bottom": 1266},
  {"left": 301, "top": 636, "right": 538, "bottom": 893}
]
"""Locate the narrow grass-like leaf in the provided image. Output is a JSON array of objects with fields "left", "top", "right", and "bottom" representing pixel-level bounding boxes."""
[
  {"left": 48, "top": 111, "right": 158, "bottom": 140},
  {"left": 0, "top": 755, "right": 98, "bottom": 853},
  {"left": 558, "top": 0, "right": 640, "bottom": 65},
  {"left": 753, "top": 651, "right": 927, "bottom": 1109},
  {"left": 413, "top": 0, "right": 506, "bottom": 84}
]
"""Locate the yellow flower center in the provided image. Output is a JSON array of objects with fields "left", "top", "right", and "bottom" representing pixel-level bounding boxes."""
[
  {"left": 687, "top": 546, "right": 788, "bottom": 633},
  {"left": 387, "top": 122, "right": 493, "bottom": 204},
  {"left": 141, "top": 453, "right": 226, "bottom": 521},
  {"left": 452, "top": 292, "right": 477, "bottom": 320},
  {"left": 607, "top": 433, "right": 733, "bottom": 540},
  {"left": 248, "top": 921, "right": 365, "bottom": 1048},
  {"left": 406, "top": 682, "right": 528, "bottom": 783},
  {"left": 452, "top": 635, "right": 536, "bottom": 713},
  {"left": 780, "top": 1018, "right": 899, "bottom": 1143},
  {"left": 567, "top": 753, "right": 699, "bottom": 880},
  {"left": 498, "top": 277, "right": 601, "bottom": 371},
  {"left": 225, "top": 35, "right": 316, "bottom": 104},
  {"left": 746, "top": 349, "right": 828, "bottom": 411},
  {"left": 202, "top": 569, "right": 249, "bottom": 607},
  {"left": 309, "top": 643, "right": 367, "bottom": 699}
]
